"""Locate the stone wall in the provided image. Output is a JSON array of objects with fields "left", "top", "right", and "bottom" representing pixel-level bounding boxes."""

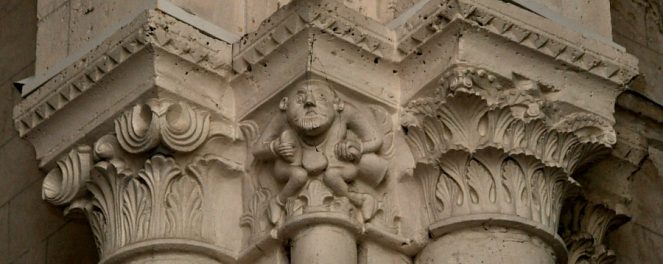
[
  {"left": 0, "top": 0, "right": 97, "bottom": 263},
  {"left": 604, "top": 0, "right": 663, "bottom": 262}
]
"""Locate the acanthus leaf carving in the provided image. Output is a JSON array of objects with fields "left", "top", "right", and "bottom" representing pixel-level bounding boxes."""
[
  {"left": 415, "top": 163, "right": 442, "bottom": 222},
  {"left": 403, "top": 66, "right": 613, "bottom": 175},
  {"left": 466, "top": 158, "right": 496, "bottom": 208},
  {"left": 435, "top": 171, "right": 464, "bottom": 218},
  {"left": 84, "top": 152, "right": 233, "bottom": 259},
  {"left": 560, "top": 198, "right": 629, "bottom": 264},
  {"left": 500, "top": 158, "right": 528, "bottom": 215},
  {"left": 165, "top": 171, "right": 203, "bottom": 239},
  {"left": 185, "top": 154, "right": 244, "bottom": 244},
  {"left": 138, "top": 155, "right": 183, "bottom": 238},
  {"left": 423, "top": 148, "right": 573, "bottom": 234},
  {"left": 122, "top": 176, "right": 151, "bottom": 244},
  {"left": 240, "top": 186, "right": 272, "bottom": 242},
  {"left": 87, "top": 160, "right": 133, "bottom": 256},
  {"left": 402, "top": 65, "right": 608, "bottom": 246}
]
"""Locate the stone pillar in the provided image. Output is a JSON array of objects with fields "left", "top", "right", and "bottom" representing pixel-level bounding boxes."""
[
  {"left": 291, "top": 225, "right": 357, "bottom": 264},
  {"left": 402, "top": 66, "right": 624, "bottom": 263},
  {"left": 41, "top": 100, "right": 246, "bottom": 263},
  {"left": 418, "top": 227, "right": 556, "bottom": 264}
]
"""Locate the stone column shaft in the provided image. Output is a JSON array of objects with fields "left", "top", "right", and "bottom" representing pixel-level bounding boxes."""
[{"left": 291, "top": 225, "right": 357, "bottom": 264}]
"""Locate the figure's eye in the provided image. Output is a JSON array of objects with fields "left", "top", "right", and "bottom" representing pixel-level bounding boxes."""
[
  {"left": 316, "top": 93, "right": 327, "bottom": 101},
  {"left": 295, "top": 95, "right": 305, "bottom": 103}
]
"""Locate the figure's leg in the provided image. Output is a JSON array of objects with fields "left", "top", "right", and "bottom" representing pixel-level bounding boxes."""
[
  {"left": 269, "top": 160, "right": 308, "bottom": 224},
  {"left": 324, "top": 164, "right": 376, "bottom": 221},
  {"left": 274, "top": 160, "right": 308, "bottom": 204},
  {"left": 357, "top": 153, "right": 389, "bottom": 186},
  {"left": 323, "top": 165, "right": 359, "bottom": 204}
]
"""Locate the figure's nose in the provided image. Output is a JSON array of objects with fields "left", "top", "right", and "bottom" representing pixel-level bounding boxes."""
[{"left": 304, "top": 90, "right": 316, "bottom": 106}]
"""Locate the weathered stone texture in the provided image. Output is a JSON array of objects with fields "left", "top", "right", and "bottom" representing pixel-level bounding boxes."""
[
  {"left": 46, "top": 221, "right": 99, "bottom": 263},
  {"left": 606, "top": 0, "right": 663, "bottom": 263},
  {"left": 3, "top": 0, "right": 663, "bottom": 263},
  {"left": 0, "top": 204, "right": 8, "bottom": 260},
  {"left": 35, "top": 1, "right": 69, "bottom": 74},
  {"left": 612, "top": 0, "right": 663, "bottom": 105},
  {"left": 608, "top": 222, "right": 663, "bottom": 263},
  {"left": 631, "top": 150, "right": 663, "bottom": 233},
  {"left": 169, "top": 0, "right": 246, "bottom": 33},
  {"left": 0, "top": 138, "right": 42, "bottom": 206},
  {"left": 11, "top": 240, "right": 46, "bottom": 264},
  {"left": 8, "top": 181, "right": 66, "bottom": 260},
  {"left": 0, "top": 0, "right": 98, "bottom": 263}
]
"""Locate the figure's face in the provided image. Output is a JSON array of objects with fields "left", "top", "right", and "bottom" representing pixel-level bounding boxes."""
[{"left": 285, "top": 82, "right": 337, "bottom": 136}]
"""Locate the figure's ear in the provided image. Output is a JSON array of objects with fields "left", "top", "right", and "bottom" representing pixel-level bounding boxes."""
[
  {"left": 334, "top": 98, "right": 344, "bottom": 112},
  {"left": 279, "top": 97, "right": 288, "bottom": 111}
]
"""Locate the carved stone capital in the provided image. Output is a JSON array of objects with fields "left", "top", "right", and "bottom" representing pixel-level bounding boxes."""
[
  {"left": 402, "top": 64, "right": 619, "bottom": 263},
  {"left": 560, "top": 198, "right": 629, "bottom": 264},
  {"left": 42, "top": 99, "right": 246, "bottom": 263}
]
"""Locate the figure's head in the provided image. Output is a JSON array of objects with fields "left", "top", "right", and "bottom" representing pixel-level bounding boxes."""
[{"left": 280, "top": 78, "right": 344, "bottom": 136}]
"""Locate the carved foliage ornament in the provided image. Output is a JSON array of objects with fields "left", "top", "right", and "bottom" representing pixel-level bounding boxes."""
[
  {"left": 402, "top": 66, "right": 614, "bottom": 174},
  {"left": 42, "top": 145, "right": 93, "bottom": 205},
  {"left": 417, "top": 148, "right": 573, "bottom": 234},
  {"left": 115, "top": 98, "right": 211, "bottom": 153},
  {"left": 402, "top": 66, "right": 616, "bottom": 247},
  {"left": 43, "top": 99, "right": 243, "bottom": 259},
  {"left": 86, "top": 148, "right": 238, "bottom": 256},
  {"left": 560, "top": 198, "right": 629, "bottom": 264}
]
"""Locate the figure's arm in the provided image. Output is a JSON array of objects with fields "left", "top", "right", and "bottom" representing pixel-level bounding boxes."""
[
  {"left": 252, "top": 114, "right": 286, "bottom": 160},
  {"left": 346, "top": 105, "right": 383, "bottom": 154}
]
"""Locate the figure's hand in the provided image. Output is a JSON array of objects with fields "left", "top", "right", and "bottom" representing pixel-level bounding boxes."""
[
  {"left": 276, "top": 141, "right": 296, "bottom": 163},
  {"left": 335, "top": 140, "right": 362, "bottom": 162}
]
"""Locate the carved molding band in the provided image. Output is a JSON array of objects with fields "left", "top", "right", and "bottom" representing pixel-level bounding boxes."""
[
  {"left": 233, "top": 0, "right": 637, "bottom": 84},
  {"left": 15, "top": 10, "right": 231, "bottom": 137}
]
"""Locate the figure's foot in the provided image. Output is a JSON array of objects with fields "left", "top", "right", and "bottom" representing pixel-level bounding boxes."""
[
  {"left": 268, "top": 197, "right": 284, "bottom": 224},
  {"left": 349, "top": 192, "right": 376, "bottom": 221},
  {"left": 360, "top": 194, "right": 376, "bottom": 221}
]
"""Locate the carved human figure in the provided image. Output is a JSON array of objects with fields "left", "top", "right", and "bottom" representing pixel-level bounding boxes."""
[{"left": 252, "top": 78, "right": 388, "bottom": 223}]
